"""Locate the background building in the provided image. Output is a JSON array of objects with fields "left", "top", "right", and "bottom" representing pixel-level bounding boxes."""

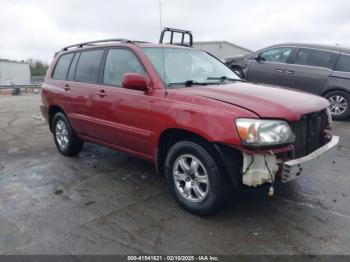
[
  {"left": 0, "top": 60, "right": 31, "bottom": 85},
  {"left": 193, "top": 41, "right": 252, "bottom": 60}
]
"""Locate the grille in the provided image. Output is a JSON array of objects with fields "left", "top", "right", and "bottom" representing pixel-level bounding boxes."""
[{"left": 292, "top": 110, "right": 326, "bottom": 159}]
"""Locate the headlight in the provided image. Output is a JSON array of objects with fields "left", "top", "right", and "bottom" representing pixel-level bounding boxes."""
[{"left": 235, "top": 118, "right": 295, "bottom": 146}]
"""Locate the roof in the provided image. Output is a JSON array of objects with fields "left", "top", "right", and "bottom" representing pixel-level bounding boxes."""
[
  {"left": 56, "top": 40, "right": 195, "bottom": 56},
  {"left": 193, "top": 41, "right": 253, "bottom": 53},
  {"left": 265, "top": 42, "right": 350, "bottom": 54},
  {"left": 55, "top": 41, "right": 197, "bottom": 56}
]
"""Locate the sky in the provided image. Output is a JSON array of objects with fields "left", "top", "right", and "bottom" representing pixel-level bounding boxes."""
[{"left": 1, "top": 0, "right": 350, "bottom": 63}]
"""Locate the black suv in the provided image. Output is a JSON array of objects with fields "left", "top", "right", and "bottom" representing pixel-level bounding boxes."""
[{"left": 225, "top": 43, "right": 350, "bottom": 120}]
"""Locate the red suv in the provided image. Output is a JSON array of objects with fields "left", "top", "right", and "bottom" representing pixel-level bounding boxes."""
[{"left": 41, "top": 29, "right": 339, "bottom": 215}]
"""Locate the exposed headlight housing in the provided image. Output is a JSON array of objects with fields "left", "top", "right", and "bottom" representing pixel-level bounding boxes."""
[{"left": 235, "top": 118, "right": 295, "bottom": 146}]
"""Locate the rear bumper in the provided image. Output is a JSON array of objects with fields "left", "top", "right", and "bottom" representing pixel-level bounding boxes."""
[
  {"left": 282, "top": 135, "right": 339, "bottom": 183},
  {"left": 40, "top": 104, "right": 49, "bottom": 122}
]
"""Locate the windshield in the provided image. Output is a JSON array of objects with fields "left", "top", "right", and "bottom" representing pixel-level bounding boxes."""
[{"left": 142, "top": 47, "right": 241, "bottom": 88}]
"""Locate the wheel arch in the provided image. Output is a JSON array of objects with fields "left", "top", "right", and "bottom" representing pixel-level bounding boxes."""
[
  {"left": 322, "top": 87, "right": 350, "bottom": 97},
  {"left": 157, "top": 128, "right": 242, "bottom": 189},
  {"left": 157, "top": 129, "right": 209, "bottom": 174},
  {"left": 48, "top": 105, "right": 65, "bottom": 132}
]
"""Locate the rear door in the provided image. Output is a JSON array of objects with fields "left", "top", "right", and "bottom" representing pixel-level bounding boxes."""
[
  {"left": 246, "top": 47, "right": 293, "bottom": 86},
  {"left": 91, "top": 48, "right": 153, "bottom": 157},
  {"left": 282, "top": 48, "right": 339, "bottom": 95},
  {"left": 50, "top": 51, "right": 95, "bottom": 137},
  {"left": 65, "top": 49, "right": 105, "bottom": 137}
]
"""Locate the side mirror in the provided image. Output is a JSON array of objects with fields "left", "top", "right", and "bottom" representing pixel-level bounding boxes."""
[
  {"left": 121, "top": 73, "right": 150, "bottom": 93},
  {"left": 254, "top": 54, "right": 265, "bottom": 62}
]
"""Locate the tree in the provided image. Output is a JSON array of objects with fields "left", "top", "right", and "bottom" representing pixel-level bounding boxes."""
[{"left": 26, "top": 59, "right": 49, "bottom": 77}]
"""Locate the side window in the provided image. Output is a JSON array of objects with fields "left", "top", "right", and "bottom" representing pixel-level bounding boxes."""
[
  {"left": 260, "top": 47, "right": 292, "bottom": 63},
  {"left": 293, "top": 48, "right": 337, "bottom": 69},
  {"left": 103, "top": 49, "right": 145, "bottom": 86},
  {"left": 75, "top": 50, "right": 104, "bottom": 83},
  {"left": 52, "top": 53, "right": 74, "bottom": 80},
  {"left": 335, "top": 54, "right": 350, "bottom": 72},
  {"left": 67, "top": 52, "right": 80, "bottom": 81}
]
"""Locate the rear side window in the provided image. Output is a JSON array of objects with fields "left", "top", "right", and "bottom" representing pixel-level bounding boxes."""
[
  {"left": 52, "top": 53, "right": 74, "bottom": 80},
  {"left": 67, "top": 52, "right": 80, "bottom": 81},
  {"left": 75, "top": 49, "right": 104, "bottom": 83},
  {"left": 293, "top": 48, "right": 337, "bottom": 69},
  {"left": 335, "top": 54, "right": 350, "bottom": 72},
  {"left": 103, "top": 49, "right": 145, "bottom": 86}
]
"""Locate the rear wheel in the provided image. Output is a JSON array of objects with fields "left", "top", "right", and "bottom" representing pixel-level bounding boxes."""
[
  {"left": 52, "top": 112, "right": 83, "bottom": 156},
  {"left": 324, "top": 91, "right": 350, "bottom": 120},
  {"left": 164, "top": 141, "right": 231, "bottom": 216}
]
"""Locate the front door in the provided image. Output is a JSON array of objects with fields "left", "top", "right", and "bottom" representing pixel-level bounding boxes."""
[
  {"left": 246, "top": 47, "right": 293, "bottom": 86},
  {"left": 92, "top": 48, "right": 153, "bottom": 157}
]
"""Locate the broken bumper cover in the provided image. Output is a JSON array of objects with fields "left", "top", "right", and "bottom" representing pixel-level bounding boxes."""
[{"left": 282, "top": 135, "right": 339, "bottom": 183}]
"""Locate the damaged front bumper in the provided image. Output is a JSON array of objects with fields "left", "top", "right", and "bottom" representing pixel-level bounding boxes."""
[
  {"left": 282, "top": 135, "right": 339, "bottom": 183},
  {"left": 240, "top": 135, "right": 339, "bottom": 187}
]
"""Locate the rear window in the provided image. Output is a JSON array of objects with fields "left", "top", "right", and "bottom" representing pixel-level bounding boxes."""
[
  {"left": 75, "top": 49, "right": 104, "bottom": 83},
  {"left": 293, "top": 48, "right": 337, "bottom": 69},
  {"left": 52, "top": 53, "right": 74, "bottom": 80},
  {"left": 335, "top": 54, "right": 350, "bottom": 72}
]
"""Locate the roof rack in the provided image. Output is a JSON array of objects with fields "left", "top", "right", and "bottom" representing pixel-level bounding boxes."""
[
  {"left": 60, "top": 39, "right": 147, "bottom": 51},
  {"left": 159, "top": 27, "right": 193, "bottom": 47}
]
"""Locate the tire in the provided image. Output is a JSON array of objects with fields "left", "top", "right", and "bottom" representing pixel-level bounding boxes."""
[
  {"left": 52, "top": 112, "right": 83, "bottom": 156},
  {"left": 164, "top": 141, "right": 231, "bottom": 216},
  {"left": 324, "top": 90, "right": 350, "bottom": 120}
]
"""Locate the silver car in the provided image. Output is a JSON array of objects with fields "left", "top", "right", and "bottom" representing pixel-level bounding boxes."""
[{"left": 225, "top": 43, "right": 350, "bottom": 120}]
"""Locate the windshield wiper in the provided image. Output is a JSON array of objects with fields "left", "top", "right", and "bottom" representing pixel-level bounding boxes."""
[
  {"left": 168, "top": 80, "right": 213, "bottom": 88},
  {"left": 207, "top": 76, "right": 246, "bottom": 82}
]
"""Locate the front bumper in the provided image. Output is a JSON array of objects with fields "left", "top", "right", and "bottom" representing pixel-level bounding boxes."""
[{"left": 282, "top": 135, "right": 339, "bottom": 183}]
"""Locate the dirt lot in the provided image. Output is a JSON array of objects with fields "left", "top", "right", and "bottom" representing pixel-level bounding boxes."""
[{"left": 0, "top": 94, "right": 350, "bottom": 255}]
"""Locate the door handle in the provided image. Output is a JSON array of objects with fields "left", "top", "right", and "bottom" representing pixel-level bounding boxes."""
[
  {"left": 96, "top": 90, "right": 107, "bottom": 97},
  {"left": 275, "top": 69, "right": 284, "bottom": 73},
  {"left": 63, "top": 84, "right": 70, "bottom": 91},
  {"left": 285, "top": 70, "right": 295, "bottom": 74}
]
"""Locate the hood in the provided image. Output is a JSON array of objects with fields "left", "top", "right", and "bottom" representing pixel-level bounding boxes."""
[
  {"left": 225, "top": 54, "right": 248, "bottom": 63},
  {"left": 181, "top": 82, "right": 329, "bottom": 121}
]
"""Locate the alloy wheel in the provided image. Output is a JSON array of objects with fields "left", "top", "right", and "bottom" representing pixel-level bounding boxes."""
[
  {"left": 172, "top": 154, "right": 209, "bottom": 202},
  {"left": 328, "top": 95, "right": 348, "bottom": 116},
  {"left": 55, "top": 119, "right": 69, "bottom": 150}
]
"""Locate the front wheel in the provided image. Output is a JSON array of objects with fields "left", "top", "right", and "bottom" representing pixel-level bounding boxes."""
[
  {"left": 324, "top": 91, "right": 350, "bottom": 120},
  {"left": 164, "top": 141, "right": 231, "bottom": 216}
]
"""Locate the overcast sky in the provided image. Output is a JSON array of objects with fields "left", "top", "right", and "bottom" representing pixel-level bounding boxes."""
[{"left": 1, "top": 0, "right": 350, "bottom": 63}]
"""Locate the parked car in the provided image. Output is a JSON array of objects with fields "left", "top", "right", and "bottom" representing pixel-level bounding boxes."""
[
  {"left": 41, "top": 29, "right": 338, "bottom": 215},
  {"left": 225, "top": 43, "right": 350, "bottom": 120}
]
